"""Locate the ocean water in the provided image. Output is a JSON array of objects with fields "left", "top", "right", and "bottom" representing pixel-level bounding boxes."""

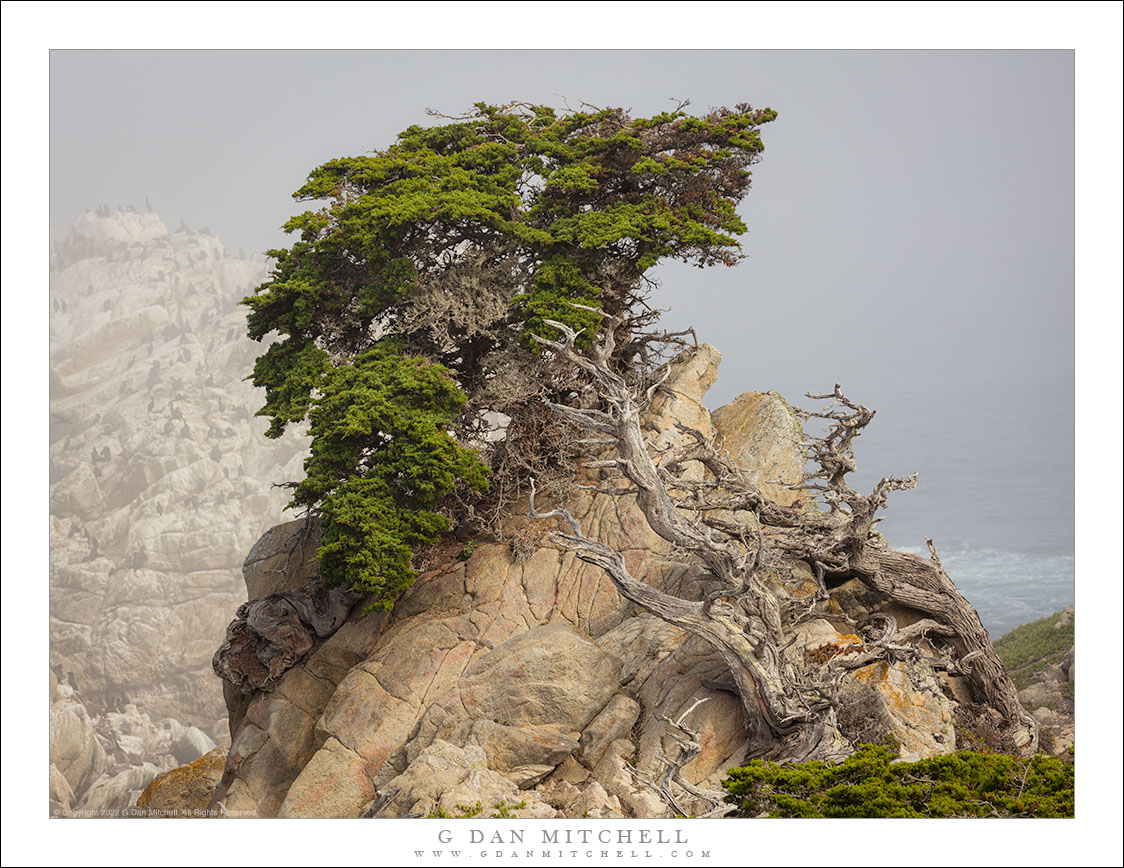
[
  {"left": 895, "top": 545, "right": 1074, "bottom": 639},
  {"left": 851, "top": 369, "right": 1075, "bottom": 638}
]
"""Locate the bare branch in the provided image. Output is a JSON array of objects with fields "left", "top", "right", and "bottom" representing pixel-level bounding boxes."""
[{"left": 528, "top": 325, "right": 1037, "bottom": 761}]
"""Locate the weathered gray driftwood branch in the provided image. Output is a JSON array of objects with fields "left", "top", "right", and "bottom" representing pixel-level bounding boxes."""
[{"left": 529, "top": 308, "right": 1036, "bottom": 764}]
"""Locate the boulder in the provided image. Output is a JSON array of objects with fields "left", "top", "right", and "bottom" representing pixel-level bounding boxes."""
[
  {"left": 646, "top": 344, "right": 721, "bottom": 446},
  {"left": 579, "top": 694, "right": 641, "bottom": 769},
  {"left": 466, "top": 719, "right": 579, "bottom": 779},
  {"left": 135, "top": 748, "right": 228, "bottom": 817},
  {"left": 568, "top": 782, "right": 624, "bottom": 819},
  {"left": 422, "top": 623, "right": 622, "bottom": 732},
  {"left": 170, "top": 724, "right": 217, "bottom": 765},
  {"left": 49, "top": 686, "right": 108, "bottom": 796},
  {"left": 81, "top": 763, "right": 166, "bottom": 814},
  {"left": 588, "top": 738, "right": 669, "bottom": 819},
  {"left": 436, "top": 770, "right": 558, "bottom": 819},
  {"left": 711, "top": 390, "right": 806, "bottom": 507},
  {"left": 370, "top": 740, "right": 487, "bottom": 816},
  {"left": 241, "top": 519, "right": 323, "bottom": 601},
  {"left": 49, "top": 763, "right": 76, "bottom": 815},
  {"left": 845, "top": 660, "right": 957, "bottom": 761}
]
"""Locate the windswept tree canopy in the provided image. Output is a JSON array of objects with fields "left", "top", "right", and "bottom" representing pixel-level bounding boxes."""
[{"left": 244, "top": 100, "right": 777, "bottom": 606}]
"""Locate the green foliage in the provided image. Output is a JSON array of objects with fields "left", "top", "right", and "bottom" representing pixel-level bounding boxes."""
[
  {"left": 489, "top": 800, "right": 527, "bottom": 818},
  {"left": 518, "top": 254, "right": 602, "bottom": 351},
  {"left": 247, "top": 339, "right": 328, "bottom": 439},
  {"left": 994, "top": 608, "right": 1074, "bottom": 690},
  {"left": 245, "top": 99, "right": 777, "bottom": 411},
  {"left": 243, "top": 100, "right": 776, "bottom": 605},
  {"left": 425, "top": 799, "right": 526, "bottom": 818},
  {"left": 290, "top": 344, "right": 488, "bottom": 607},
  {"left": 721, "top": 744, "right": 1074, "bottom": 818}
]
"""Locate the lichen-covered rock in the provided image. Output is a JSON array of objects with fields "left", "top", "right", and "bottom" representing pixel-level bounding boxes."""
[
  {"left": 783, "top": 619, "right": 957, "bottom": 761},
  {"left": 135, "top": 748, "right": 228, "bottom": 817},
  {"left": 846, "top": 660, "right": 957, "bottom": 761},
  {"left": 711, "top": 390, "right": 806, "bottom": 507}
]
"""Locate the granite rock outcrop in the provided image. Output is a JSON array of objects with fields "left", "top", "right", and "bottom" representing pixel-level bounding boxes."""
[{"left": 188, "top": 345, "right": 966, "bottom": 818}]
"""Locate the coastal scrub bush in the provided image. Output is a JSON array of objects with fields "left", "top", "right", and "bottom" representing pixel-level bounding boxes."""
[{"left": 721, "top": 743, "right": 1074, "bottom": 818}]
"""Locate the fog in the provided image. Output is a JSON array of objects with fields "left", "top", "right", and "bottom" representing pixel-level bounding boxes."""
[{"left": 50, "top": 49, "right": 1075, "bottom": 556}]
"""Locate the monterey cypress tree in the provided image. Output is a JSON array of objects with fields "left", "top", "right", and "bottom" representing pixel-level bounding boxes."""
[{"left": 244, "top": 100, "right": 777, "bottom": 608}]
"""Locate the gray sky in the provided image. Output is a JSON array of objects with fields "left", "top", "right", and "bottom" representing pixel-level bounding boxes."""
[{"left": 49, "top": 49, "right": 1076, "bottom": 553}]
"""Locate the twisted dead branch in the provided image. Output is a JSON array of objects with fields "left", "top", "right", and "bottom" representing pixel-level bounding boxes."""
[
  {"left": 627, "top": 698, "right": 737, "bottom": 818},
  {"left": 528, "top": 308, "right": 1036, "bottom": 768}
]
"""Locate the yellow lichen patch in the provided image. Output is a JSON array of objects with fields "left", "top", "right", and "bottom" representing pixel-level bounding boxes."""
[
  {"left": 851, "top": 660, "right": 891, "bottom": 685},
  {"left": 135, "top": 748, "right": 227, "bottom": 817},
  {"left": 849, "top": 661, "right": 957, "bottom": 760}
]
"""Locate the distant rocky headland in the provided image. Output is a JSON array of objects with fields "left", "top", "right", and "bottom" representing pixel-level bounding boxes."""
[{"left": 49, "top": 210, "right": 308, "bottom": 815}]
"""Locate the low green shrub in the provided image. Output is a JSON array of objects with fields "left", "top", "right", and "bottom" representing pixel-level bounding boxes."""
[{"left": 722, "top": 744, "right": 1074, "bottom": 818}]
